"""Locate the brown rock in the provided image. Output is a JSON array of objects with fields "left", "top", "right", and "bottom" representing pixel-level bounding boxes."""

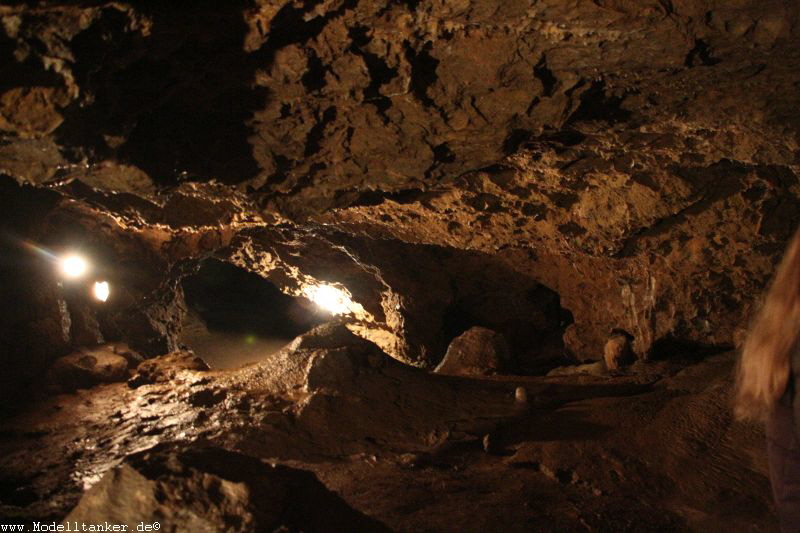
[
  {"left": 127, "top": 350, "right": 210, "bottom": 389},
  {"left": 45, "top": 345, "right": 131, "bottom": 393},
  {"left": 434, "top": 327, "right": 511, "bottom": 376},
  {"left": 0, "top": 87, "right": 65, "bottom": 138},
  {"left": 604, "top": 335, "right": 634, "bottom": 371},
  {"left": 64, "top": 444, "right": 392, "bottom": 533}
]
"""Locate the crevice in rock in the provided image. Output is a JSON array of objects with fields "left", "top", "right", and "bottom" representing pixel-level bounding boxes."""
[
  {"left": 0, "top": 32, "right": 64, "bottom": 93},
  {"left": 304, "top": 106, "right": 337, "bottom": 157},
  {"left": 266, "top": 153, "right": 292, "bottom": 186},
  {"left": 684, "top": 39, "right": 721, "bottom": 68},
  {"left": 432, "top": 142, "right": 456, "bottom": 164},
  {"left": 301, "top": 51, "right": 327, "bottom": 93},
  {"left": 503, "top": 129, "right": 537, "bottom": 156},
  {"left": 349, "top": 26, "right": 396, "bottom": 116},
  {"left": 533, "top": 55, "right": 557, "bottom": 97},
  {"left": 336, "top": 187, "right": 425, "bottom": 208},
  {"left": 254, "top": 1, "right": 331, "bottom": 70},
  {"left": 566, "top": 80, "right": 632, "bottom": 125},
  {"left": 405, "top": 41, "right": 439, "bottom": 109}
]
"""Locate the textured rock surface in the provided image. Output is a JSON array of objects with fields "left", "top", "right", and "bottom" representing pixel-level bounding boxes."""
[
  {"left": 0, "top": 0, "right": 797, "bottom": 372},
  {"left": 0, "top": 2, "right": 796, "bottom": 529},
  {"left": 434, "top": 326, "right": 511, "bottom": 376},
  {"left": 0, "top": 325, "right": 775, "bottom": 530},
  {"left": 45, "top": 345, "right": 134, "bottom": 393},
  {"left": 603, "top": 334, "right": 633, "bottom": 371},
  {"left": 65, "top": 444, "right": 391, "bottom": 533},
  {"left": 127, "top": 349, "right": 210, "bottom": 389}
]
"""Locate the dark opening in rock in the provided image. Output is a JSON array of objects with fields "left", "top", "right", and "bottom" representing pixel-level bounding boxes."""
[
  {"left": 179, "top": 259, "right": 326, "bottom": 369},
  {"left": 441, "top": 283, "right": 573, "bottom": 375}
]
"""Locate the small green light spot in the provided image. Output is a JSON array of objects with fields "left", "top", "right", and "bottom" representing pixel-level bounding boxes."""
[{"left": 245, "top": 334, "right": 257, "bottom": 345}]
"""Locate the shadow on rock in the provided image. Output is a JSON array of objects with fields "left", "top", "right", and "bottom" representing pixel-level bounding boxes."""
[{"left": 65, "top": 443, "right": 393, "bottom": 533}]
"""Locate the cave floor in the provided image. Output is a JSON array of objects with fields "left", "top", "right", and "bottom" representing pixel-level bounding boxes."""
[{"left": 0, "top": 336, "right": 776, "bottom": 532}]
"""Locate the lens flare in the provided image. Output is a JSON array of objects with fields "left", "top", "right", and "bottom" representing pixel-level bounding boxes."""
[
  {"left": 93, "top": 281, "right": 110, "bottom": 302},
  {"left": 303, "top": 284, "right": 355, "bottom": 315},
  {"left": 60, "top": 254, "right": 89, "bottom": 279}
]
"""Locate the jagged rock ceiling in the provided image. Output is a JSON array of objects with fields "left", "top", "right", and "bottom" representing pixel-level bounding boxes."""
[
  {"left": 1, "top": 0, "right": 799, "bottom": 378},
  {"left": 1, "top": 2, "right": 797, "bottom": 529}
]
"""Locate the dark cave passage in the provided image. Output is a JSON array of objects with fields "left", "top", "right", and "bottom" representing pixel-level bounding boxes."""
[
  {"left": 179, "top": 259, "right": 327, "bottom": 369},
  {"left": 439, "top": 282, "right": 574, "bottom": 375}
]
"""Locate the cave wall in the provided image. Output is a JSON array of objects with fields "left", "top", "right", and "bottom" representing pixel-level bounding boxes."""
[{"left": 0, "top": 0, "right": 798, "bottom": 375}]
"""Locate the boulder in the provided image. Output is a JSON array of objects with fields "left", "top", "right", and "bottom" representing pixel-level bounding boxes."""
[
  {"left": 604, "top": 335, "right": 634, "bottom": 371},
  {"left": 127, "top": 349, "right": 210, "bottom": 389},
  {"left": 45, "top": 345, "right": 134, "bottom": 392},
  {"left": 64, "top": 444, "right": 391, "bottom": 533},
  {"left": 434, "top": 327, "right": 511, "bottom": 376}
]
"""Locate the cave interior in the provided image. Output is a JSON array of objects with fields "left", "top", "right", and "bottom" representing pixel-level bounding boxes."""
[{"left": 0, "top": 0, "right": 798, "bottom": 531}]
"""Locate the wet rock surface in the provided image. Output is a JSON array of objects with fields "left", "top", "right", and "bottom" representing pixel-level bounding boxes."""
[
  {"left": 0, "top": 326, "right": 774, "bottom": 531},
  {"left": 127, "top": 350, "right": 210, "bottom": 389}
]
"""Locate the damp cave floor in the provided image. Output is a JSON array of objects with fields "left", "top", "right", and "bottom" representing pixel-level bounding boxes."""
[{"left": 0, "top": 348, "right": 777, "bottom": 532}]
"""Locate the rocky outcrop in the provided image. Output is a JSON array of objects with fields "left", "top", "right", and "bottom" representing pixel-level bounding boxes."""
[
  {"left": 0, "top": 0, "right": 798, "bottom": 378},
  {"left": 434, "top": 326, "right": 511, "bottom": 376},
  {"left": 603, "top": 334, "right": 633, "bottom": 371},
  {"left": 45, "top": 344, "right": 141, "bottom": 393},
  {"left": 0, "top": 327, "right": 774, "bottom": 530},
  {"left": 127, "top": 349, "right": 209, "bottom": 389},
  {"left": 65, "top": 444, "right": 391, "bottom": 532},
  {"left": 3, "top": 320, "right": 622, "bottom": 521}
]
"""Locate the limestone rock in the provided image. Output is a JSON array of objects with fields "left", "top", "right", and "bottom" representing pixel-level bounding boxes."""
[
  {"left": 288, "top": 321, "right": 362, "bottom": 352},
  {"left": 45, "top": 345, "right": 131, "bottom": 392},
  {"left": 434, "top": 327, "right": 511, "bottom": 376},
  {"left": 604, "top": 335, "right": 634, "bottom": 371},
  {"left": 64, "top": 444, "right": 391, "bottom": 533},
  {"left": 0, "top": 87, "right": 66, "bottom": 138},
  {"left": 127, "top": 350, "right": 210, "bottom": 389},
  {"left": 1, "top": 0, "right": 799, "bottom": 378}
]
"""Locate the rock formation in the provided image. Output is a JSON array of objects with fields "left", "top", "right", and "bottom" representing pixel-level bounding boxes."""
[
  {"left": 0, "top": 0, "right": 797, "bottom": 530},
  {"left": 65, "top": 444, "right": 391, "bottom": 532},
  {"left": 434, "top": 326, "right": 511, "bottom": 376},
  {"left": 2, "top": 0, "right": 798, "bottom": 377}
]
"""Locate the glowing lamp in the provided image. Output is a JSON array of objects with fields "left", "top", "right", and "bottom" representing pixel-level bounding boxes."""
[
  {"left": 93, "top": 281, "right": 110, "bottom": 302},
  {"left": 304, "top": 284, "right": 355, "bottom": 315},
  {"left": 59, "top": 254, "right": 89, "bottom": 279}
]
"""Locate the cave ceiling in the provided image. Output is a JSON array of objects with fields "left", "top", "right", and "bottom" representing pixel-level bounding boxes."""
[{"left": 1, "top": 0, "right": 799, "bottom": 368}]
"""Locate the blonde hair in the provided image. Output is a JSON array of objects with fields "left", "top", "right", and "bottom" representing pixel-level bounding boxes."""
[{"left": 735, "top": 227, "right": 800, "bottom": 421}]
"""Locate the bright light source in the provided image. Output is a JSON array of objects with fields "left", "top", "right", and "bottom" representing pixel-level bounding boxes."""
[
  {"left": 303, "top": 283, "right": 355, "bottom": 315},
  {"left": 59, "top": 254, "right": 89, "bottom": 279},
  {"left": 93, "top": 281, "right": 110, "bottom": 302}
]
